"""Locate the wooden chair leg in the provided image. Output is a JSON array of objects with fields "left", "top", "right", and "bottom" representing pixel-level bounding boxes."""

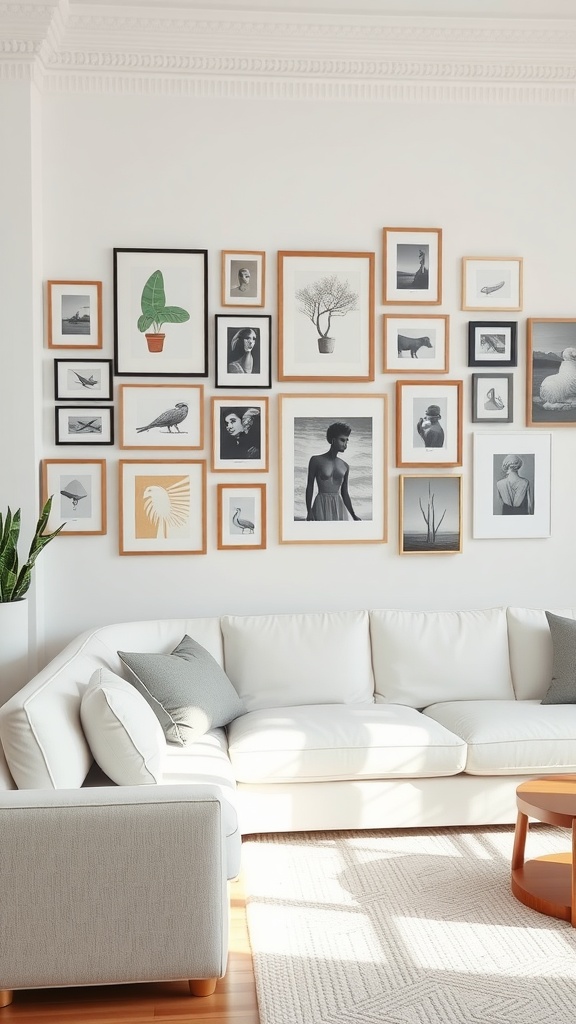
[
  {"left": 0, "top": 990, "right": 13, "bottom": 1008},
  {"left": 189, "top": 978, "right": 217, "bottom": 997}
]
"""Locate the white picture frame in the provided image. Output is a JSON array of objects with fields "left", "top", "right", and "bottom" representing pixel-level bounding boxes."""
[{"left": 472, "top": 432, "right": 551, "bottom": 539}]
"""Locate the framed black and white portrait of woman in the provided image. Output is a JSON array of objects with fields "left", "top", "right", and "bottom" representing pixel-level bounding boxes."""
[
  {"left": 214, "top": 315, "right": 272, "bottom": 389},
  {"left": 211, "top": 396, "right": 269, "bottom": 472}
]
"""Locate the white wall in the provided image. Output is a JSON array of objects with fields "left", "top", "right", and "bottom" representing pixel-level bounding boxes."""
[{"left": 29, "top": 91, "right": 576, "bottom": 659}]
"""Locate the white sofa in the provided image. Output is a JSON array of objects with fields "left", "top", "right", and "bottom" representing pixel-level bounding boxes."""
[{"left": 0, "top": 605, "right": 574, "bottom": 1002}]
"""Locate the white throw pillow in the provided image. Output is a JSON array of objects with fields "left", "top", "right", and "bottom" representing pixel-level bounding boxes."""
[{"left": 80, "top": 668, "right": 166, "bottom": 785}]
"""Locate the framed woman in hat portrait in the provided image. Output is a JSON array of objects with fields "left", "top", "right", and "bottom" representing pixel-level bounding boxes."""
[
  {"left": 416, "top": 403, "right": 444, "bottom": 448},
  {"left": 396, "top": 380, "right": 463, "bottom": 468}
]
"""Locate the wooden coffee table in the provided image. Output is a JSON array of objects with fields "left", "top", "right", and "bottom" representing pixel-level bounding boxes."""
[{"left": 512, "top": 775, "right": 576, "bottom": 925}]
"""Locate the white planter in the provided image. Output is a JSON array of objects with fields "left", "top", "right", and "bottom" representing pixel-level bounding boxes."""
[{"left": 0, "top": 600, "right": 29, "bottom": 705}]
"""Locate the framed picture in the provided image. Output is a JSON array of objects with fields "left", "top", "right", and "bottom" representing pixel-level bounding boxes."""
[
  {"left": 527, "top": 318, "right": 576, "bottom": 426},
  {"left": 278, "top": 393, "right": 387, "bottom": 544},
  {"left": 55, "top": 406, "right": 114, "bottom": 445},
  {"left": 214, "top": 314, "right": 272, "bottom": 389},
  {"left": 46, "top": 281, "right": 102, "bottom": 349},
  {"left": 119, "top": 384, "right": 203, "bottom": 450},
  {"left": 472, "top": 432, "right": 551, "bottom": 538},
  {"left": 41, "top": 459, "right": 107, "bottom": 535},
  {"left": 396, "top": 380, "right": 463, "bottom": 468},
  {"left": 278, "top": 250, "right": 375, "bottom": 382},
  {"left": 54, "top": 359, "right": 113, "bottom": 401},
  {"left": 211, "top": 396, "right": 269, "bottom": 472},
  {"left": 119, "top": 459, "right": 206, "bottom": 555},
  {"left": 471, "top": 373, "right": 514, "bottom": 423},
  {"left": 382, "top": 227, "right": 442, "bottom": 305},
  {"left": 383, "top": 314, "right": 449, "bottom": 373},
  {"left": 467, "top": 320, "right": 517, "bottom": 367},
  {"left": 113, "top": 248, "right": 208, "bottom": 377},
  {"left": 462, "top": 258, "right": 523, "bottom": 311},
  {"left": 217, "top": 483, "right": 266, "bottom": 550},
  {"left": 399, "top": 475, "right": 463, "bottom": 555},
  {"left": 221, "top": 250, "right": 265, "bottom": 307}
]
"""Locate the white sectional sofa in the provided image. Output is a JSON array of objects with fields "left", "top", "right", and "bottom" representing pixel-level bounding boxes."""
[{"left": 0, "top": 604, "right": 574, "bottom": 1002}]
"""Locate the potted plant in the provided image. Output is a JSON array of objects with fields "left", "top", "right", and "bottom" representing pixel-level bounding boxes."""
[
  {"left": 296, "top": 273, "right": 359, "bottom": 353},
  {"left": 137, "top": 269, "right": 190, "bottom": 353},
  {"left": 0, "top": 496, "right": 64, "bottom": 603}
]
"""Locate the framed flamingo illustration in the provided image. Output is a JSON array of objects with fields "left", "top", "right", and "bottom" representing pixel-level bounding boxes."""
[{"left": 119, "top": 460, "right": 206, "bottom": 555}]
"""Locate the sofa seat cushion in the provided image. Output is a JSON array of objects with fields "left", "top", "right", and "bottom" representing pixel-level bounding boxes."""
[
  {"left": 423, "top": 700, "right": 576, "bottom": 775},
  {"left": 227, "top": 704, "right": 467, "bottom": 783}
]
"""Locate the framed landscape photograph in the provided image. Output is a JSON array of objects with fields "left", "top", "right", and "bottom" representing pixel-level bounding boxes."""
[
  {"left": 472, "top": 432, "right": 551, "bottom": 539},
  {"left": 119, "top": 459, "right": 206, "bottom": 555},
  {"left": 462, "top": 257, "right": 523, "bottom": 312},
  {"left": 399, "top": 475, "right": 462, "bottom": 555},
  {"left": 217, "top": 483, "right": 266, "bottom": 550},
  {"left": 383, "top": 314, "right": 449, "bottom": 373},
  {"left": 396, "top": 380, "right": 463, "bottom": 468},
  {"left": 278, "top": 393, "right": 387, "bottom": 544},
  {"left": 55, "top": 406, "right": 114, "bottom": 445},
  {"left": 119, "top": 384, "right": 203, "bottom": 450},
  {"left": 278, "top": 250, "right": 375, "bottom": 382},
  {"left": 54, "top": 359, "right": 113, "bottom": 401},
  {"left": 221, "top": 250, "right": 265, "bottom": 307},
  {"left": 471, "top": 373, "right": 513, "bottom": 423},
  {"left": 214, "top": 314, "right": 272, "bottom": 388},
  {"left": 41, "top": 459, "right": 106, "bottom": 535},
  {"left": 527, "top": 318, "right": 576, "bottom": 426},
  {"left": 382, "top": 227, "right": 442, "bottom": 305},
  {"left": 113, "top": 248, "right": 208, "bottom": 376},
  {"left": 468, "top": 320, "right": 517, "bottom": 367},
  {"left": 211, "top": 396, "right": 269, "bottom": 472},
  {"left": 46, "top": 280, "right": 102, "bottom": 349}
]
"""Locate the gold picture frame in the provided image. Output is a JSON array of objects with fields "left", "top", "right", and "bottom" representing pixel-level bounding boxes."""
[
  {"left": 119, "top": 459, "right": 206, "bottom": 555},
  {"left": 221, "top": 250, "right": 266, "bottom": 308},
  {"left": 396, "top": 380, "right": 463, "bottom": 468},
  {"left": 217, "top": 483, "right": 267, "bottom": 550},
  {"left": 527, "top": 318, "right": 576, "bottom": 426},
  {"left": 46, "top": 280, "right": 102, "bottom": 349},
  {"left": 382, "top": 228, "right": 442, "bottom": 305},
  {"left": 461, "top": 257, "right": 523, "bottom": 312},
  {"left": 119, "top": 383, "right": 204, "bottom": 449},
  {"left": 399, "top": 474, "right": 463, "bottom": 555},
  {"left": 41, "top": 459, "right": 107, "bottom": 535}
]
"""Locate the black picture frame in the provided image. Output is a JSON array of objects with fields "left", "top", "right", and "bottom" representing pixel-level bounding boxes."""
[
  {"left": 54, "top": 359, "right": 113, "bottom": 401},
  {"left": 467, "top": 320, "right": 518, "bottom": 367},
  {"left": 214, "top": 314, "right": 272, "bottom": 389},
  {"left": 55, "top": 405, "right": 114, "bottom": 445}
]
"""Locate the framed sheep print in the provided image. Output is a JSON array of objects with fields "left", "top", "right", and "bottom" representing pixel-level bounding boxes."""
[
  {"left": 119, "top": 384, "right": 204, "bottom": 450},
  {"left": 221, "top": 250, "right": 265, "bottom": 308},
  {"left": 113, "top": 248, "right": 208, "bottom": 377},
  {"left": 217, "top": 483, "right": 266, "bottom": 550},
  {"left": 383, "top": 314, "right": 449, "bottom": 373},
  {"left": 472, "top": 432, "right": 551, "bottom": 539},
  {"left": 527, "top": 318, "right": 576, "bottom": 426},
  {"left": 278, "top": 393, "right": 387, "bottom": 544},
  {"left": 214, "top": 314, "right": 272, "bottom": 388},
  {"left": 399, "top": 475, "right": 463, "bottom": 555},
  {"left": 467, "top": 320, "right": 517, "bottom": 367},
  {"left": 211, "top": 396, "right": 269, "bottom": 472},
  {"left": 41, "top": 459, "right": 106, "bottom": 535},
  {"left": 55, "top": 406, "right": 114, "bottom": 445},
  {"left": 396, "top": 380, "right": 463, "bottom": 468},
  {"left": 278, "top": 250, "right": 375, "bottom": 382},
  {"left": 46, "top": 280, "right": 102, "bottom": 349},
  {"left": 119, "top": 459, "right": 206, "bottom": 555},
  {"left": 471, "top": 373, "right": 514, "bottom": 423},
  {"left": 462, "top": 257, "right": 523, "bottom": 312},
  {"left": 382, "top": 227, "right": 442, "bottom": 306},
  {"left": 54, "top": 359, "right": 112, "bottom": 401}
]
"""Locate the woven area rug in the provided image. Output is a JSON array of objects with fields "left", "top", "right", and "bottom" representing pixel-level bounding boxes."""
[{"left": 242, "top": 825, "right": 576, "bottom": 1024}]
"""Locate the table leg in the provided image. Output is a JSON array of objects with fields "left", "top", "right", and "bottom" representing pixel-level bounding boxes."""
[{"left": 512, "top": 811, "right": 528, "bottom": 870}]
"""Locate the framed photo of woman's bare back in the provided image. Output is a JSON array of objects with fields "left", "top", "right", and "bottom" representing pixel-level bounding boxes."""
[
  {"left": 472, "top": 432, "right": 551, "bottom": 539},
  {"left": 383, "top": 228, "right": 442, "bottom": 305},
  {"left": 279, "top": 393, "right": 387, "bottom": 544},
  {"left": 527, "top": 318, "right": 576, "bottom": 426},
  {"left": 396, "top": 380, "right": 463, "bottom": 468}
]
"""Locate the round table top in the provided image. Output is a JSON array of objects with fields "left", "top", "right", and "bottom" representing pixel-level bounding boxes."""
[{"left": 516, "top": 775, "right": 576, "bottom": 827}]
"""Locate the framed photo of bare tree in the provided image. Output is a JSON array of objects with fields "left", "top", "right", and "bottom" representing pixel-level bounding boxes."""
[
  {"left": 399, "top": 475, "right": 462, "bottom": 555},
  {"left": 278, "top": 251, "right": 375, "bottom": 381},
  {"left": 383, "top": 314, "right": 449, "bottom": 373},
  {"left": 396, "top": 380, "right": 463, "bottom": 468},
  {"left": 119, "top": 459, "right": 206, "bottom": 555},
  {"left": 382, "top": 228, "right": 442, "bottom": 305},
  {"left": 217, "top": 483, "right": 266, "bottom": 550}
]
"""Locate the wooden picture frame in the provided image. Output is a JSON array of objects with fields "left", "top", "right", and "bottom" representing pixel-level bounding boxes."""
[
  {"left": 382, "top": 227, "right": 442, "bottom": 305},
  {"left": 472, "top": 432, "right": 551, "bottom": 538},
  {"left": 527, "top": 318, "right": 576, "bottom": 426},
  {"left": 214, "top": 314, "right": 272, "bottom": 389},
  {"left": 119, "top": 459, "right": 207, "bottom": 555},
  {"left": 46, "top": 280, "right": 102, "bottom": 349},
  {"left": 383, "top": 314, "right": 449, "bottom": 373},
  {"left": 278, "top": 250, "right": 375, "bottom": 382},
  {"left": 462, "top": 257, "right": 523, "bottom": 312},
  {"left": 217, "top": 483, "right": 266, "bottom": 550},
  {"left": 467, "top": 320, "right": 518, "bottom": 367},
  {"left": 54, "top": 359, "right": 112, "bottom": 401},
  {"left": 55, "top": 406, "right": 114, "bottom": 445},
  {"left": 471, "top": 373, "right": 514, "bottom": 423},
  {"left": 211, "top": 396, "right": 269, "bottom": 472},
  {"left": 41, "top": 459, "right": 107, "bottom": 535},
  {"left": 221, "top": 250, "right": 265, "bottom": 308},
  {"left": 399, "top": 474, "right": 463, "bottom": 555},
  {"left": 119, "top": 384, "right": 203, "bottom": 449},
  {"left": 396, "top": 380, "right": 463, "bottom": 468}
]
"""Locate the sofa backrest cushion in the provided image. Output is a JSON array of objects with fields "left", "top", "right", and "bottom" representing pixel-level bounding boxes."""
[
  {"left": 507, "top": 607, "right": 576, "bottom": 700},
  {"left": 370, "top": 607, "right": 514, "bottom": 707},
  {"left": 221, "top": 610, "right": 374, "bottom": 712}
]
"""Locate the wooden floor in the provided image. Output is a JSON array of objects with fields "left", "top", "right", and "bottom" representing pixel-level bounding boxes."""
[{"left": 2, "top": 874, "right": 259, "bottom": 1023}]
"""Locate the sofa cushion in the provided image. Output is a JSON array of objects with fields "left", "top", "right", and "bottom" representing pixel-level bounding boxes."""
[
  {"left": 540, "top": 612, "right": 576, "bottom": 704},
  {"left": 506, "top": 606, "right": 576, "bottom": 701},
  {"left": 221, "top": 611, "right": 374, "bottom": 713},
  {"left": 370, "top": 608, "right": 513, "bottom": 707},
  {"left": 423, "top": 699, "right": 576, "bottom": 775},
  {"left": 226, "top": 703, "right": 467, "bottom": 783},
  {"left": 118, "top": 635, "right": 245, "bottom": 747},
  {"left": 80, "top": 669, "right": 166, "bottom": 785}
]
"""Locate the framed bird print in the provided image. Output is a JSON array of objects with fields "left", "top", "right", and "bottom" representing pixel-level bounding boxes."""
[
  {"left": 54, "top": 359, "right": 113, "bottom": 401},
  {"left": 211, "top": 396, "right": 269, "bottom": 472},
  {"left": 55, "top": 406, "right": 114, "bottom": 445},
  {"left": 217, "top": 483, "right": 266, "bottom": 550},
  {"left": 527, "top": 318, "right": 576, "bottom": 426},
  {"left": 41, "top": 459, "right": 107, "bottom": 535},
  {"left": 119, "top": 459, "right": 207, "bottom": 555},
  {"left": 119, "top": 384, "right": 204, "bottom": 449}
]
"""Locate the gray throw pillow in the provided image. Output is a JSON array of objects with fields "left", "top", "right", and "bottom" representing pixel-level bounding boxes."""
[
  {"left": 541, "top": 612, "right": 576, "bottom": 705},
  {"left": 118, "top": 635, "right": 245, "bottom": 746}
]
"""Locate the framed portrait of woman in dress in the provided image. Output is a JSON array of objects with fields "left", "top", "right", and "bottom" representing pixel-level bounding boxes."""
[
  {"left": 211, "top": 396, "right": 269, "bottom": 472},
  {"left": 214, "top": 315, "right": 272, "bottom": 388},
  {"left": 278, "top": 393, "right": 387, "bottom": 544},
  {"left": 472, "top": 432, "right": 551, "bottom": 539}
]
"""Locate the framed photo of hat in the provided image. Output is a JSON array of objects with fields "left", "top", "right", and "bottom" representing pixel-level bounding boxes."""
[{"left": 396, "top": 380, "right": 463, "bottom": 468}]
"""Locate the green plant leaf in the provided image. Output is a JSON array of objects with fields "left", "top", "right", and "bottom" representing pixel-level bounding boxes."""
[
  {"left": 140, "top": 270, "right": 166, "bottom": 316},
  {"left": 137, "top": 313, "right": 155, "bottom": 333},
  {"left": 160, "top": 306, "right": 190, "bottom": 324},
  {"left": 0, "top": 497, "right": 64, "bottom": 602}
]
